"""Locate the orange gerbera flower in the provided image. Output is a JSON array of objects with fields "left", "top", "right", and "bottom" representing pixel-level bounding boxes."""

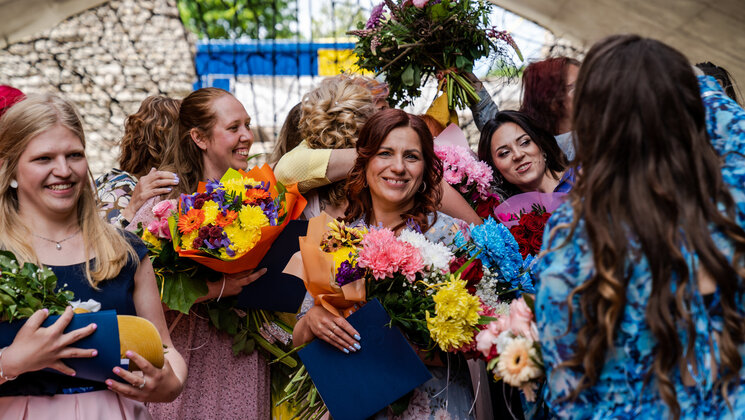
[
  {"left": 177, "top": 208, "right": 205, "bottom": 234},
  {"left": 215, "top": 210, "right": 239, "bottom": 227},
  {"left": 243, "top": 188, "right": 271, "bottom": 204}
]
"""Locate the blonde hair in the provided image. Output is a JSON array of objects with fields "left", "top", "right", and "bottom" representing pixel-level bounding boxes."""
[
  {"left": 300, "top": 76, "right": 376, "bottom": 205},
  {"left": 119, "top": 96, "right": 181, "bottom": 178},
  {"left": 0, "top": 94, "right": 136, "bottom": 287},
  {"left": 161, "top": 87, "right": 231, "bottom": 198}
]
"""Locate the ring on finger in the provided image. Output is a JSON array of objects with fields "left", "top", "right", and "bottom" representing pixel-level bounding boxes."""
[{"left": 137, "top": 377, "right": 147, "bottom": 390}]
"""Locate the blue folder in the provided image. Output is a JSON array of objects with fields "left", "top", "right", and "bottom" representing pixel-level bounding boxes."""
[
  {"left": 0, "top": 310, "right": 123, "bottom": 383},
  {"left": 236, "top": 219, "right": 308, "bottom": 313},
  {"left": 299, "top": 299, "right": 432, "bottom": 420}
]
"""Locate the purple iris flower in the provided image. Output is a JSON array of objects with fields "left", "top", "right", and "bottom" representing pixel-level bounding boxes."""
[
  {"left": 180, "top": 194, "right": 195, "bottom": 212},
  {"left": 336, "top": 260, "right": 366, "bottom": 287}
]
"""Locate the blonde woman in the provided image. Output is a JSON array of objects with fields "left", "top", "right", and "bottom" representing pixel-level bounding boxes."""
[{"left": 0, "top": 94, "right": 186, "bottom": 418}]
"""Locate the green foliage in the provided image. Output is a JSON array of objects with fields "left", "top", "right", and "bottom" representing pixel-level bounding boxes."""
[
  {"left": 178, "top": 0, "right": 296, "bottom": 39},
  {"left": 0, "top": 251, "right": 73, "bottom": 322},
  {"left": 348, "top": 0, "right": 521, "bottom": 109}
]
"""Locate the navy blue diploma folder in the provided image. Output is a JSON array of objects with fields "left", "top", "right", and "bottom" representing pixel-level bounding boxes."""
[
  {"left": 236, "top": 219, "right": 308, "bottom": 313},
  {"left": 0, "top": 310, "right": 122, "bottom": 384},
  {"left": 299, "top": 299, "right": 432, "bottom": 420}
]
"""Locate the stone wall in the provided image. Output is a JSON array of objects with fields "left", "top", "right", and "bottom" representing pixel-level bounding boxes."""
[{"left": 0, "top": 0, "right": 196, "bottom": 176}]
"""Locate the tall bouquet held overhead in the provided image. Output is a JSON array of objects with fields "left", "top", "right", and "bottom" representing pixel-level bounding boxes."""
[{"left": 349, "top": 0, "right": 522, "bottom": 109}]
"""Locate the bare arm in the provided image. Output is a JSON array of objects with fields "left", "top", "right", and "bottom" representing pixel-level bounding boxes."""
[
  {"left": 325, "top": 148, "right": 358, "bottom": 183},
  {"left": 439, "top": 180, "right": 483, "bottom": 225}
]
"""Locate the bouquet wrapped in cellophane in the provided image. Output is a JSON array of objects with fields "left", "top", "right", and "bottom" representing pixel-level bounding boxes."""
[
  {"left": 137, "top": 164, "right": 306, "bottom": 366},
  {"left": 348, "top": 0, "right": 522, "bottom": 109}
]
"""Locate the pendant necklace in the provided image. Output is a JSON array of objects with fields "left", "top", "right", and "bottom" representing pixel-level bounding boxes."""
[{"left": 32, "top": 229, "right": 81, "bottom": 251}]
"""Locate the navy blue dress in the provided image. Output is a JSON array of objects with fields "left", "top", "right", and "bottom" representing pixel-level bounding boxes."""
[{"left": 0, "top": 231, "right": 147, "bottom": 396}]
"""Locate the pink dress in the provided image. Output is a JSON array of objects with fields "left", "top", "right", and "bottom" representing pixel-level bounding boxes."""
[
  {"left": 0, "top": 391, "right": 151, "bottom": 420},
  {"left": 128, "top": 197, "right": 270, "bottom": 419}
]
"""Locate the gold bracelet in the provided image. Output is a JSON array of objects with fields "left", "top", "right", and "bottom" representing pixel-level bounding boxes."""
[{"left": 0, "top": 347, "right": 19, "bottom": 381}]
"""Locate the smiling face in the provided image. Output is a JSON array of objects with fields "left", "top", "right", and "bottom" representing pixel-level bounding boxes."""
[
  {"left": 15, "top": 124, "right": 88, "bottom": 222},
  {"left": 490, "top": 122, "right": 549, "bottom": 192},
  {"left": 197, "top": 94, "right": 254, "bottom": 180},
  {"left": 365, "top": 126, "right": 425, "bottom": 213}
]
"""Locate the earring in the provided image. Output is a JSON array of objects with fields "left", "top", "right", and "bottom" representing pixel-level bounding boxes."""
[
  {"left": 9, "top": 179, "right": 17, "bottom": 189},
  {"left": 418, "top": 181, "right": 426, "bottom": 193}
]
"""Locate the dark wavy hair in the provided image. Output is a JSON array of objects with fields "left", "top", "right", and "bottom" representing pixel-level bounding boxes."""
[
  {"left": 344, "top": 109, "right": 442, "bottom": 232},
  {"left": 477, "top": 110, "right": 566, "bottom": 197},
  {"left": 119, "top": 95, "right": 181, "bottom": 178},
  {"left": 520, "top": 57, "right": 580, "bottom": 135},
  {"left": 559, "top": 34, "right": 745, "bottom": 418},
  {"left": 695, "top": 61, "right": 741, "bottom": 105}
]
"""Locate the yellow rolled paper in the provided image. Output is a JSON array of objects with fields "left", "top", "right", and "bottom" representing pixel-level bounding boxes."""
[{"left": 117, "top": 315, "right": 165, "bottom": 370}]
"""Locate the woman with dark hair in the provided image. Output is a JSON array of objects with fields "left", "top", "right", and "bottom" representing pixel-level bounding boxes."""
[
  {"left": 477, "top": 110, "right": 571, "bottom": 198},
  {"left": 534, "top": 34, "right": 745, "bottom": 418},
  {"left": 520, "top": 57, "right": 581, "bottom": 160},
  {"left": 293, "top": 109, "right": 475, "bottom": 419}
]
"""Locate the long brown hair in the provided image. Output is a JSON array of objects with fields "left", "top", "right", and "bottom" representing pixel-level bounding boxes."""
[
  {"left": 559, "top": 34, "right": 745, "bottom": 417},
  {"left": 119, "top": 95, "right": 181, "bottom": 177},
  {"left": 161, "top": 87, "right": 230, "bottom": 198},
  {"left": 344, "top": 109, "right": 442, "bottom": 232},
  {"left": 520, "top": 56, "right": 580, "bottom": 135}
]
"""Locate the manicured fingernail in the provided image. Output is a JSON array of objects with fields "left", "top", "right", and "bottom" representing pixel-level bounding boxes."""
[
  {"left": 91, "top": 323, "right": 97, "bottom": 330},
  {"left": 348, "top": 346, "right": 355, "bottom": 352},
  {"left": 174, "top": 175, "right": 179, "bottom": 183},
  {"left": 113, "top": 367, "right": 120, "bottom": 374},
  {"left": 354, "top": 343, "right": 361, "bottom": 350},
  {"left": 91, "top": 350, "right": 98, "bottom": 357},
  {"left": 106, "top": 380, "right": 113, "bottom": 386},
  {"left": 70, "top": 371, "right": 76, "bottom": 376},
  {"left": 353, "top": 334, "right": 360, "bottom": 340},
  {"left": 42, "top": 308, "right": 49, "bottom": 314},
  {"left": 126, "top": 351, "right": 133, "bottom": 357},
  {"left": 167, "top": 187, "right": 172, "bottom": 192},
  {"left": 342, "top": 348, "right": 349, "bottom": 354}
]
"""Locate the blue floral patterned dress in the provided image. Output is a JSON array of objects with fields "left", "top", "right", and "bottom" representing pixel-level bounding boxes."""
[{"left": 531, "top": 75, "right": 745, "bottom": 419}]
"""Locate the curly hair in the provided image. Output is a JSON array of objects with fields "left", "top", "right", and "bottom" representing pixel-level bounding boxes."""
[
  {"left": 269, "top": 102, "right": 303, "bottom": 164},
  {"left": 477, "top": 110, "right": 567, "bottom": 198},
  {"left": 559, "top": 35, "right": 745, "bottom": 417},
  {"left": 344, "top": 109, "right": 442, "bottom": 233},
  {"left": 119, "top": 95, "right": 181, "bottom": 178},
  {"left": 300, "top": 76, "right": 377, "bottom": 206},
  {"left": 519, "top": 56, "right": 580, "bottom": 135}
]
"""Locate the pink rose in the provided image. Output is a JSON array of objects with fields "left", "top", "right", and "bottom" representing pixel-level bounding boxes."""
[
  {"left": 487, "top": 314, "right": 511, "bottom": 336},
  {"left": 152, "top": 199, "right": 177, "bottom": 220},
  {"left": 509, "top": 298, "right": 536, "bottom": 340},
  {"left": 475, "top": 329, "right": 496, "bottom": 358},
  {"left": 413, "top": 0, "right": 429, "bottom": 7},
  {"left": 148, "top": 219, "right": 171, "bottom": 240}
]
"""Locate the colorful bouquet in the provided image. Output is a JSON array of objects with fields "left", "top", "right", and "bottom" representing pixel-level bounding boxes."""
[
  {"left": 509, "top": 209, "right": 552, "bottom": 258},
  {"left": 475, "top": 296, "right": 543, "bottom": 401},
  {"left": 349, "top": 0, "right": 521, "bottom": 109},
  {"left": 137, "top": 164, "right": 305, "bottom": 366},
  {"left": 495, "top": 192, "right": 567, "bottom": 257}
]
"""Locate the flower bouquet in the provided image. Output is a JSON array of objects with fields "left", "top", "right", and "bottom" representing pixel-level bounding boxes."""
[
  {"left": 137, "top": 164, "right": 305, "bottom": 366},
  {"left": 495, "top": 191, "right": 567, "bottom": 257},
  {"left": 348, "top": 0, "right": 522, "bottom": 109}
]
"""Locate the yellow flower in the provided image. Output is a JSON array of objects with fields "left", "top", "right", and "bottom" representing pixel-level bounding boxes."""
[
  {"left": 330, "top": 246, "right": 356, "bottom": 269},
  {"left": 239, "top": 205, "right": 270, "bottom": 230},
  {"left": 496, "top": 337, "right": 542, "bottom": 387},
  {"left": 181, "top": 230, "right": 199, "bottom": 251},
  {"left": 141, "top": 230, "right": 162, "bottom": 251},
  {"left": 222, "top": 177, "right": 257, "bottom": 196},
  {"left": 224, "top": 223, "right": 261, "bottom": 257},
  {"left": 426, "top": 275, "right": 482, "bottom": 351},
  {"left": 202, "top": 201, "right": 220, "bottom": 225}
]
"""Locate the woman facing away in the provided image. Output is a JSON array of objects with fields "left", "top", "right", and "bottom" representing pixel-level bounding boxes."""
[
  {"left": 533, "top": 34, "right": 745, "bottom": 419},
  {"left": 96, "top": 96, "right": 181, "bottom": 228},
  {"left": 293, "top": 109, "right": 475, "bottom": 419},
  {"left": 477, "top": 110, "right": 572, "bottom": 198},
  {"left": 0, "top": 94, "right": 186, "bottom": 418},
  {"left": 145, "top": 87, "right": 269, "bottom": 420},
  {"left": 519, "top": 56, "right": 581, "bottom": 161}
]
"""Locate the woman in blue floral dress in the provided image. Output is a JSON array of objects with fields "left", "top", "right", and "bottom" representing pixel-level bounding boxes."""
[{"left": 533, "top": 35, "right": 745, "bottom": 419}]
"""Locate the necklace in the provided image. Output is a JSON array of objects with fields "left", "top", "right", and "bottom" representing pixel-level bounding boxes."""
[{"left": 32, "top": 229, "right": 81, "bottom": 251}]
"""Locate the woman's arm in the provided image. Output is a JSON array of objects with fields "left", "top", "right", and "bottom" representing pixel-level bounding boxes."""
[
  {"left": 0, "top": 307, "right": 97, "bottom": 384},
  {"left": 119, "top": 169, "right": 179, "bottom": 223},
  {"left": 439, "top": 180, "right": 483, "bottom": 225},
  {"left": 193, "top": 268, "right": 267, "bottom": 303},
  {"left": 698, "top": 75, "right": 745, "bottom": 157},
  {"left": 107, "top": 257, "right": 186, "bottom": 402},
  {"left": 274, "top": 141, "right": 357, "bottom": 193}
]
